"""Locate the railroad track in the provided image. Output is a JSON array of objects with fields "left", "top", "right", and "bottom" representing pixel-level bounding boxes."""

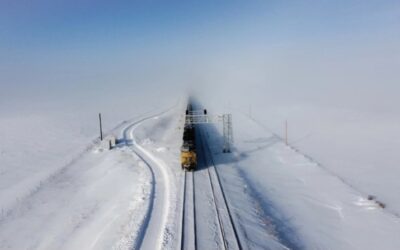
[
  {"left": 180, "top": 170, "right": 196, "bottom": 250},
  {"left": 180, "top": 128, "right": 242, "bottom": 250}
]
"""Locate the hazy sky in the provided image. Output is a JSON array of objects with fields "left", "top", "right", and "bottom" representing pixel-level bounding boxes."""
[{"left": 1, "top": 0, "right": 399, "bottom": 113}]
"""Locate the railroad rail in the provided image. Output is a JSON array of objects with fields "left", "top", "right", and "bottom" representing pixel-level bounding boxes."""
[
  {"left": 180, "top": 127, "right": 242, "bottom": 250},
  {"left": 199, "top": 129, "right": 242, "bottom": 250},
  {"left": 180, "top": 171, "right": 196, "bottom": 250}
]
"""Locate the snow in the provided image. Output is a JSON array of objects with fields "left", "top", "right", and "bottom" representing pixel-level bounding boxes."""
[
  {"left": 2, "top": 1, "right": 399, "bottom": 248},
  {"left": 201, "top": 104, "right": 400, "bottom": 249},
  {"left": 1, "top": 96, "right": 400, "bottom": 249},
  {"left": 0, "top": 96, "right": 179, "bottom": 249},
  {"left": 0, "top": 144, "right": 151, "bottom": 249},
  {"left": 124, "top": 110, "right": 173, "bottom": 250}
]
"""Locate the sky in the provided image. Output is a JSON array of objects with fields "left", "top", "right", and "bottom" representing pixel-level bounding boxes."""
[
  {"left": 0, "top": 0, "right": 399, "bottom": 114},
  {"left": 1, "top": 1, "right": 399, "bottom": 225}
]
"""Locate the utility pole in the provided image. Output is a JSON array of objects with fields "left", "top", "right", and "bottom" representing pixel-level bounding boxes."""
[
  {"left": 285, "top": 120, "right": 288, "bottom": 145},
  {"left": 99, "top": 113, "right": 103, "bottom": 141}
]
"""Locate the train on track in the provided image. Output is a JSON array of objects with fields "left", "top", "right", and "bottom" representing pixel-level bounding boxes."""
[{"left": 181, "top": 103, "right": 197, "bottom": 171}]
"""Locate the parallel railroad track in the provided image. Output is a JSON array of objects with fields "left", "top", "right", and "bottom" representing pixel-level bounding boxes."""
[
  {"left": 180, "top": 128, "right": 242, "bottom": 250},
  {"left": 180, "top": 171, "right": 196, "bottom": 250}
]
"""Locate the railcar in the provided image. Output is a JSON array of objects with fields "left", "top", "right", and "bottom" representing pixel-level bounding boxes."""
[
  {"left": 181, "top": 124, "right": 196, "bottom": 170},
  {"left": 181, "top": 102, "right": 197, "bottom": 170}
]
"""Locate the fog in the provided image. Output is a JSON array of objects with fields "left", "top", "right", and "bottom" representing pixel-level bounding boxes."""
[
  {"left": 1, "top": 1, "right": 399, "bottom": 111},
  {"left": 1, "top": 0, "right": 400, "bottom": 209}
]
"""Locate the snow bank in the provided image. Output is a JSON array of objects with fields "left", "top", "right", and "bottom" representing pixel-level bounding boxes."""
[{"left": 204, "top": 105, "right": 400, "bottom": 249}]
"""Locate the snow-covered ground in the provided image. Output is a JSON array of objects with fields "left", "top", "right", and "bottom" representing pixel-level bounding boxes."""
[
  {"left": 227, "top": 102, "right": 400, "bottom": 218},
  {"left": 1, "top": 93, "right": 400, "bottom": 249},
  {"left": 202, "top": 104, "right": 400, "bottom": 249},
  {"left": 0, "top": 145, "right": 151, "bottom": 249},
  {"left": 0, "top": 92, "right": 180, "bottom": 249},
  {"left": 1, "top": 0, "right": 399, "bottom": 248},
  {"left": 0, "top": 89, "right": 173, "bottom": 216}
]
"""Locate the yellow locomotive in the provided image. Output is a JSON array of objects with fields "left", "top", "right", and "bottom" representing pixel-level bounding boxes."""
[
  {"left": 181, "top": 102, "right": 197, "bottom": 171},
  {"left": 181, "top": 124, "right": 196, "bottom": 170}
]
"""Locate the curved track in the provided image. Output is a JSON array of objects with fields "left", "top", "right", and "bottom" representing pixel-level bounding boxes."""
[{"left": 121, "top": 108, "right": 173, "bottom": 250}]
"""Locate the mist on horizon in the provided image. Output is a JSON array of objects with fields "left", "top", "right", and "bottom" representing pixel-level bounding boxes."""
[{"left": 0, "top": 0, "right": 399, "bottom": 117}]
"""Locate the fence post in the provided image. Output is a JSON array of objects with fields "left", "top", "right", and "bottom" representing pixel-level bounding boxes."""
[{"left": 99, "top": 113, "right": 103, "bottom": 141}]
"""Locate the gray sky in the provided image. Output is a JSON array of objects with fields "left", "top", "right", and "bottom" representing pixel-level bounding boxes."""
[{"left": 0, "top": 0, "right": 399, "bottom": 115}]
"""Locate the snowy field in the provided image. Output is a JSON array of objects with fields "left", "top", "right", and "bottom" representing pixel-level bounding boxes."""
[
  {"left": 202, "top": 101, "right": 400, "bottom": 249},
  {"left": 1, "top": 0, "right": 399, "bottom": 249},
  {"left": 0, "top": 90, "right": 179, "bottom": 249},
  {"left": 258, "top": 105, "right": 400, "bottom": 217},
  {"left": 2, "top": 91, "right": 400, "bottom": 249}
]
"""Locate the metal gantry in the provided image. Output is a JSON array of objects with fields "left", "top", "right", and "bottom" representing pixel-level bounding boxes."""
[
  {"left": 185, "top": 111, "right": 233, "bottom": 153},
  {"left": 222, "top": 114, "right": 233, "bottom": 153}
]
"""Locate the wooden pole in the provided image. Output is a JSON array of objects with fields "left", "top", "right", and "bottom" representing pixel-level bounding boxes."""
[
  {"left": 99, "top": 113, "right": 103, "bottom": 141},
  {"left": 285, "top": 120, "right": 288, "bottom": 145}
]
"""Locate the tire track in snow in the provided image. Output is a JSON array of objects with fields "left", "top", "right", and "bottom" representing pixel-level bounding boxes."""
[
  {"left": 121, "top": 106, "right": 175, "bottom": 250},
  {"left": 0, "top": 112, "right": 156, "bottom": 223}
]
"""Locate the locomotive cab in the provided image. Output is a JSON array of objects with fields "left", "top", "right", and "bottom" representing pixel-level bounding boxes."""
[{"left": 181, "top": 144, "right": 197, "bottom": 170}]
